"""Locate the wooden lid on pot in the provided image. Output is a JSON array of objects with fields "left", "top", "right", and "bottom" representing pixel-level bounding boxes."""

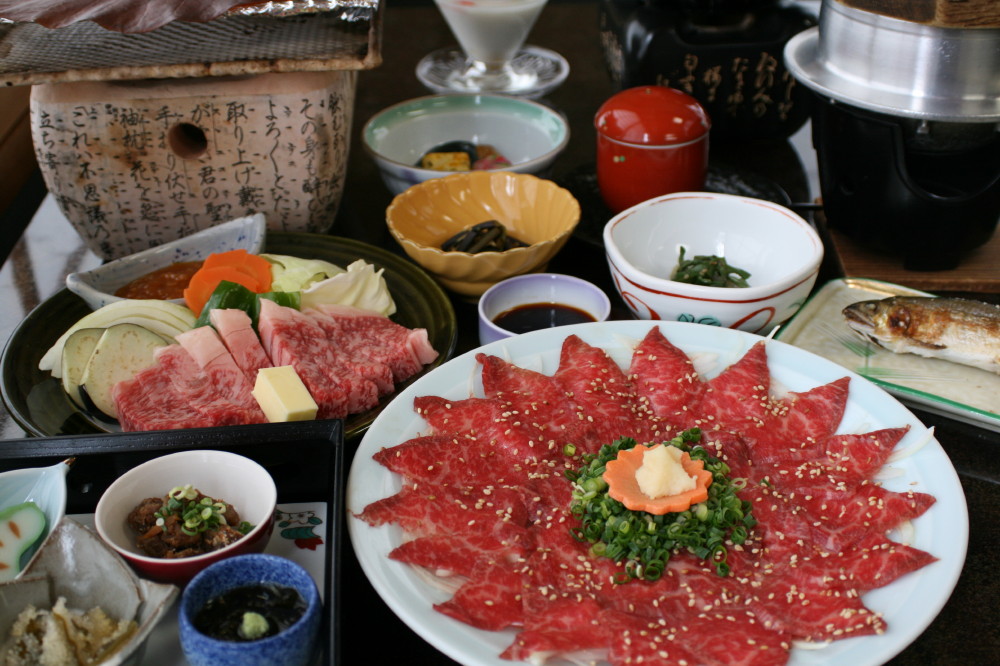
[{"left": 835, "top": 0, "right": 1000, "bottom": 28}]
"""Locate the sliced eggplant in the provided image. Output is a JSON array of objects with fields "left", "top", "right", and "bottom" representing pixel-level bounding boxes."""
[
  {"left": 39, "top": 299, "right": 196, "bottom": 377},
  {"left": 60, "top": 327, "right": 104, "bottom": 408},
  {"left": 80, "top": 323, "right": 168, "bottom": 419}
]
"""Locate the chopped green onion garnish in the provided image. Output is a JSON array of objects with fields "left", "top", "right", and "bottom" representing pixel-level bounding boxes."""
[{"left": 568, "top": 430, "right": 755, "bottom": 582}]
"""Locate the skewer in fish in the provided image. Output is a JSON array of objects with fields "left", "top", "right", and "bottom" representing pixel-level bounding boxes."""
[{"left": 842, "top": 296, "right": 1000, "bottom": 374}]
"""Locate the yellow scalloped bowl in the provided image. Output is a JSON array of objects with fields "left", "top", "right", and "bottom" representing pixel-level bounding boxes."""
[{"left": 386, "top": 172, "right": 581, "bottom": 297}]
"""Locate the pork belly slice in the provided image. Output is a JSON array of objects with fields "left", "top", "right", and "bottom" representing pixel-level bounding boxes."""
[
  {"left": 309, "top": 304, "right": 438, "bottom": 382},
  {"left": 257, "top": 299, "right": 380, "bottom": 419},
  {"left": 209, "top": 308, "right": 272, "bottom": 385}
]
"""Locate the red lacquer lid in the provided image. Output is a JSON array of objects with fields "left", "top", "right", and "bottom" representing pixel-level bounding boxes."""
[{"left": 595, "top": 86, "right": 711, "bottom": 146}]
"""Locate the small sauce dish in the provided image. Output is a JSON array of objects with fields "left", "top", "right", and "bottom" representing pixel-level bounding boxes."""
[
  {"left": 477, "top": 273, "right": 611, "bottom": 346},
  {"left": 66, "top": 214, "right": 266, "bottom": 311}
]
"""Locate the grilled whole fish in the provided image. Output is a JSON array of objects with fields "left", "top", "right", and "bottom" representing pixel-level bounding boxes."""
[{"left": 842, "top": 296, "right": 1000, "bottom": 374}]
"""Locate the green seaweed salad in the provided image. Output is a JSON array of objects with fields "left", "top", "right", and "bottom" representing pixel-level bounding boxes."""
[
  {"left": 567, "top": 429, "right": 755, "bottom": 583},
  {"left": 672, "top": 248, "right": 751, "bottom": 288}
]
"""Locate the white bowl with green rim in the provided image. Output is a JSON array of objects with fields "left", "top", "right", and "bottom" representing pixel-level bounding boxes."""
[{"left": 362, "top": 93, "right": 569, "bottom": 195}]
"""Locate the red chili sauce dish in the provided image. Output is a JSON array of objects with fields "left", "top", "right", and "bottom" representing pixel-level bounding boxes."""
[{"left": 114, "top": 260, "right": 204, "bottom": 300}]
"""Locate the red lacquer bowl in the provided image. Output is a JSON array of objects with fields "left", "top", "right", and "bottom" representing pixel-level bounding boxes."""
[{"left": 595, "top": 85, "right": 711, "bottom": 214}]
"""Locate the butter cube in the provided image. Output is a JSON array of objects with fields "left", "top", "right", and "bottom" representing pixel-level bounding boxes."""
[{"left": 252, "top": 366, "right": 318, "bottom": 422}]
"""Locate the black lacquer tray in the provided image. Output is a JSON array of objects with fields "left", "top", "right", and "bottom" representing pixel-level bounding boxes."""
[{"left": 0, "top": 419, "right": 344, "bottom": 665}]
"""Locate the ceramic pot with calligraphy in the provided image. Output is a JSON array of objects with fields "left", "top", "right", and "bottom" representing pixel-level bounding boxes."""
[
  {"left": 594, "top": 85, "right": 710, "bottom": 214},
  {"left": 598, "top": 0, "right": 815, "bottom": 143},
  {"left": 30, "top": 71, "right": 356, "bottom": 260}
]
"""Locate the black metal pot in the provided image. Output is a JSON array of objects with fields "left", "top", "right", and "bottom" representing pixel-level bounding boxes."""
[{"left": 812, "top": 95, "right": 1000, "bottom": 271}]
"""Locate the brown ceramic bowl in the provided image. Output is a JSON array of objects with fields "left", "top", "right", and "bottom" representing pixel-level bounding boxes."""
[{"left": 385, "top": 171, "right": 581, "bottom": 297}]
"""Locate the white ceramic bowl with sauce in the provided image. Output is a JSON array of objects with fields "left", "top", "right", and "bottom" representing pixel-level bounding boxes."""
[
  {"left": 66, "top": 214, "right": 266, "bottom": 310},
  {"left": 477, "top": 273, "right": 611, "bottom": 346},
  {"left": 363, "top": 93, "right": 569, "bottom": 195},
  {"left": 603, "top": 191, "right": 823, "bottom": 335}
]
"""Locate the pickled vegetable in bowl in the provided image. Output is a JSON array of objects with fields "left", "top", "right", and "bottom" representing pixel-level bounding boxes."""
[
  {"left": 0, "top": 460, "right": 70, "bottom": 582},
  {"left": 363, "top": 93, "right": 569, "bottom": 195}
]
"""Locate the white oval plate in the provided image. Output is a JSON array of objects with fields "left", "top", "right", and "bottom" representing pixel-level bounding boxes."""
[{"left": 346, "top": 320, "right": 968, "bottom": 666}]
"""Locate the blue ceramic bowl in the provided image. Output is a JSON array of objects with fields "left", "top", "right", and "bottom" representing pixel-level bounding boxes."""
[{"left": 179, "top": 554, "right": 321, "bottom": 666}]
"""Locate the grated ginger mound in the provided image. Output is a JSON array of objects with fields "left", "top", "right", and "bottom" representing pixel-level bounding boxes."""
[{"left": 3, "top": 597, "right": 137, "bottom": 666}]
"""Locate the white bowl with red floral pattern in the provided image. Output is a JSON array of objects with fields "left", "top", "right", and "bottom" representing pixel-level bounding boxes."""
[{"left": 603, "top": 191, "right": 823, "bottom": 335}]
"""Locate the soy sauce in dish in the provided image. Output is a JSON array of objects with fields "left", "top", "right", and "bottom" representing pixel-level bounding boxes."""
[
  {"left": 194, "top": 583, "right": 306, "bottom": 642},
  {"left": 493, "top": 302, "right": 596, "bottom": 334}
]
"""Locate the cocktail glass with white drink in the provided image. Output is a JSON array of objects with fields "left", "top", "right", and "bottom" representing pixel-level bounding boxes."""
[{"left": 418, "top": 0, "right": 568, "bottom": 97}]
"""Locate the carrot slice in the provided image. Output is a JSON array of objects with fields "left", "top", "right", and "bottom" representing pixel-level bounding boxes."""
[
  {"left": 202, "top": 249, "right": 273, "bottom": 292},
  {"left": 183, "top": 267, "right": 261, "bottom": 315},
  {"left": 603, "top": 444, "right": 713, "bottom": 515}
]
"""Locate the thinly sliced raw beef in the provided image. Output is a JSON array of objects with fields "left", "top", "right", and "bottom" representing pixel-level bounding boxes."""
[
  {"left": 356, "top": 483, "right": 530, "bottom": 540},
  {"left": 358, "top": 326, "right": 939, "bottom": 666},
  {"left": 373, "top": 433, "right": 506, "bottom": 487},
  {"left": 791, "top": 483, "right": 936, "bottom": 552},
  {"left": 389, "top": 530, "right": 531, "bottom": 579},
  {"left": 434, "top": 558, "right": 526, "bottom": 631},
  {"left": 784, "top": 532, "right": 938, "bottom": 593},
  {"left": 553, "top": 334, "right": 666, "bottom": 449},
  {"left": 478, "top": 353, "right": 589, "bottom": 448},
  {"left": 258, "top": 299, "right": 380, "bottom": 418},
  {"left": 603, "top": 607, "right": 790, "bottom": 666},
  {"left": 414, "top": 394, "right": 564, "bottom": 471},
  {"left": 695, "top": 341, "right": 771, "bottom": 431},
  {"left": 114, "top": 364, "right": 219, "bottom": 431},
  {"left": 415, "top": 394, "right": 498, "bottom": 436},
  {"left": 629, "top": 326, "right": 707, "bottom": 424},
  {"left": 154, "top": 344, "right": 266, "bottom": 425},
  {"left": 749, "top": 572, "right": 887, "bottom": 642},
  {"left": 311, "top": 304, "right": 438, "bottom": 381},
  {"left": 811, "top": 427, "right": 910, "bottom": 481},
  {"left": 209, "top": 308, "right": 272, "bottom": 385},
  {"left": 501, "top": 598, "right": 609, "bottom": 662},
  {"left": 742, "top": 377, "right": 851, "bottom": 460}
]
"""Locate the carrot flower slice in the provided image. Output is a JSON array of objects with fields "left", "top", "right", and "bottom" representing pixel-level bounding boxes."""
[{"left": 603, "top": 444, "right": 713, "bottom": 515}]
